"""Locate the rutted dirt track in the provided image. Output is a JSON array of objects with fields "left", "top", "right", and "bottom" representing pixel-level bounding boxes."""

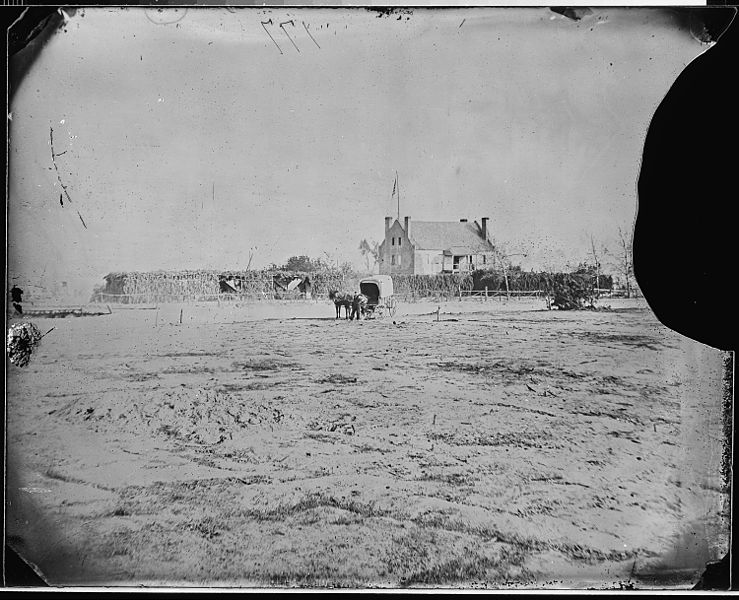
[{"left": 5, "top": 299, "right": 729, "bottom": 588}]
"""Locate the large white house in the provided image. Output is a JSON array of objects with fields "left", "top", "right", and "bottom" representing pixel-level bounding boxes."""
[{"left": 378, "top": 216, "right": 496, "bottom": 275}]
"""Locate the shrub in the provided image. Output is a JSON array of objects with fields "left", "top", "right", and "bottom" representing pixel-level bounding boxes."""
[{"left": 541, "top": 273, "right": 596, "bottom": 310}]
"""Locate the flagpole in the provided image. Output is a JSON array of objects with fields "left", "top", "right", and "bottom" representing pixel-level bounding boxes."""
[{"left": 396, "top": 171, "right": 400, "bottom": 221}]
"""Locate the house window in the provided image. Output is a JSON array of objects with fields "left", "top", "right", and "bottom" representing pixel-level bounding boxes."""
[
  {"left": 391, "top": 238, "right": 395, "bottom": 246},
  {"left": 398, "top": 237, "right": 401, "bottom": 246},
  {"left": 397, "top": 254, "right": 401, "bottom": 266},
  {"left": 391, "top": 255, "right": 396, "bottom": 265}
]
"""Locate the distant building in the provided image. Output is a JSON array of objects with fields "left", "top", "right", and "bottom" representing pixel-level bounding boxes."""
[{"left": 379, "top": 216, "right": 496, "bottom": 275}]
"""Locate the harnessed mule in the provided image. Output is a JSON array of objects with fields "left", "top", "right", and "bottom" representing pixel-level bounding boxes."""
[{"left": 328, "top": 290, "right": 353, "bottom": 319}]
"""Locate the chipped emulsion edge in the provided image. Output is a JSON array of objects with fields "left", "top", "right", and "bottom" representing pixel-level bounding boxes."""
[
  {"left": 631, "top": 6, "right": 737, "bottom": 333},
  {"left": 624, "top": 6, "right": 737, "bottom": 588}
]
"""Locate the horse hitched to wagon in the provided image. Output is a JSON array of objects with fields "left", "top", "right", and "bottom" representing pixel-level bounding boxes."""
[{"left": 359, "top": 275, "right": 398, "bottom": 319}]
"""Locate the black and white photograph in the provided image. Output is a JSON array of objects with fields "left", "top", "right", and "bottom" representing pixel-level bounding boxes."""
[{"left": 4, "top": 5, "right": 733, "bottom": 589}]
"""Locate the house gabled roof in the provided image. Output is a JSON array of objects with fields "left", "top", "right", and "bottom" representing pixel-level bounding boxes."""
[{"left": 407, "top": 221, "right": 494, "bottom": 253}]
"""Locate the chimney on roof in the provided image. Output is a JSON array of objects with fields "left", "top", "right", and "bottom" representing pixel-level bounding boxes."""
[
  {"left": 481, "top": 217, "right": 489, "bottom": 240},
  {"left": 385, "top": 217, "right": 392, "bottom": 236},
  {"left": 404, "top": 216, "right": 410, "bottom": 238},
  {"left": 460, "top": 218, "right": 468, "bottom": 223}
]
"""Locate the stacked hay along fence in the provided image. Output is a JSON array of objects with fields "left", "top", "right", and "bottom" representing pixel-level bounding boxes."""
[
  {"left": 305, "top": 271, "right": 359, "bottom": 298},
  {"left": 387, "top": 270, "right": 614, "bottom": 302},
  {"left": 391, "top": 273, "right": 474, "bottom": 301},
  {"left": 471, "top": 269, "right": 613, "bottom": 294},
  {"left": 93, "top": 271, "right": 222, "bottom": 304},
  {"left": 470, "top": 269, "right": 615, "bottom": 306},
  {"left": 92, "top": 270, "right": 358, "bottom": 304},
  {"left": 91, "top": 269, "right": 616, "bottom": 305}
]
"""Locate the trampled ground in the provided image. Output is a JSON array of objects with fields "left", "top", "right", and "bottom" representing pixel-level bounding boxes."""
[{"left": 5, "top": 298, "right": 729, "bottom": 588}]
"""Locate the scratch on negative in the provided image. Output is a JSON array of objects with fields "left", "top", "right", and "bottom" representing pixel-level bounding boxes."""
[
  {"left": 51, "top": 125, "right": 88, "bottom": 229},
  {"left": 261, "top": 19, "right": 282, "bottom": 55},
  {"left": 49, "top": 127, "right": 73, "bottom": 206},
  {"left": 279, "top": 20, "right": 300, "bottom": 53},
  {"left": 459, "top": 18, "right": 466, "bottom": 28},
  {"left": 303, "top": 21, "right": 320, "bottom": 49}
]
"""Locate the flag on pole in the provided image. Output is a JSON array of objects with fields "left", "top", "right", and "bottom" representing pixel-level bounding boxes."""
[{"left": 391, "top": 175, "right": 397, "bottom": 198}]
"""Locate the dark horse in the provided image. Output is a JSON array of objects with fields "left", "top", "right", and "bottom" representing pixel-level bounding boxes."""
[
  {"left": 328, "top": 290, "right": 353, "bottom": 319},
  {"left": 350, "top": 293, "right": 368, "bottom": 321}
]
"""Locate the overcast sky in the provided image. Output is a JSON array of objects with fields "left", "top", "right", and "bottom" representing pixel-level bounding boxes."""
[{"left": 8, "top": 7, "right": 707, "bottom": 291}]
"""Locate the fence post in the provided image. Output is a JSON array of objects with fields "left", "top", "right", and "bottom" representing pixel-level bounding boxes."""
[
  {"left": 485, "top": 286, "right": 488, "bottom": 301},
  {"left": 458, "top": 285, "right": 462, "bottom": 302}
]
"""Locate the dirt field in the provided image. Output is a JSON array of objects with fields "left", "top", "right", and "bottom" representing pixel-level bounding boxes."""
[{"left": 5, "top": 297, "right": 729, "bottom": 589}]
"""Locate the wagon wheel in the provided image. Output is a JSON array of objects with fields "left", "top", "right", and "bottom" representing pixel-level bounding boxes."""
[{"left": 386, "top": 297, "right": 398, "bottom": 318}]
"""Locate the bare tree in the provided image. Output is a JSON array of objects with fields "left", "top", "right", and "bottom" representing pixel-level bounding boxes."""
[
  {"left": 358, "top": 239, "right": 380, "bottom": 273},
  {"left": 616, "top": 227, "right": 634, "bottom": 298},
  {"left": 589, "top": 234, "right": 601, "bottom": 291},
  {"left": 588, "top": 234, "right": 611, "bottom": 294},
  {"left": 491, "top": 243, "right": 526, "bottom": 300},
  {"left": 322, "top": 251, "right": 338, "bottom": 270}
]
